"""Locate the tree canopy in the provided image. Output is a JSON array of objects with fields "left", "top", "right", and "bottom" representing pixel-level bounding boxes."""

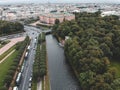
[
  {"left": 52, "top": 12, "right": 120, "bottom": 90},
  {"left": 0, "top": 20, "right": 24, "bottom": 35}
]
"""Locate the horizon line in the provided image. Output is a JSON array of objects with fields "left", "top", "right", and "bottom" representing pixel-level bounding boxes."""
[{"left": 0, "top": 2, "right": 120, "bottom": 5}]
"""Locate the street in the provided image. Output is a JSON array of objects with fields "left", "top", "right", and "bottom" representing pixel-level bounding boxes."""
[{"left": 18, "top": 26, "right": 41, "bottom": 90}]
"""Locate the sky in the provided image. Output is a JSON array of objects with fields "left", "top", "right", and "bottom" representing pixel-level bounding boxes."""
[{"left": 0, "top": 0, "right": 120, "bottom": 4}]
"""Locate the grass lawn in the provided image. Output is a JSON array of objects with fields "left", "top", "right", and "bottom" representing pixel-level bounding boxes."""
[
  {"left": 110, "top": 60, "right": 120, "bottom": 78},
  {"left": 42, "top": 78, "right": 44, "bottom": 90},
  {"left": 0, "top": 50, "right": 18, "bottom": 87},
  {"left": 0, "top": 45, "right": 16, "bottom": 61},
  {"left": 45, "top": 75, "right": 50, "bottom": 90},
  {"left": 32, "top": 81, "right": 37, "bottom": 90}
]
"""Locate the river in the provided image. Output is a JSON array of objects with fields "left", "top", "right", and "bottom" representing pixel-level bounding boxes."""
[{"left": 46, "top": 35, "right": 80, "bottom": 90}]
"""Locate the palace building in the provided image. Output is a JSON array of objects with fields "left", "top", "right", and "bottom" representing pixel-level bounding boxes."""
[{"left": 39, "top": 13, "right": 75, "bottom": 25}]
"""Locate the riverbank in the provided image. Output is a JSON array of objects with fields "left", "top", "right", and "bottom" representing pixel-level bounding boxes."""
[
  {"left": 53, "top": 35, "right": 80, "bottom": 81},
  {"left": 44, "top": 54, "right": 50, "bottom": 90}
]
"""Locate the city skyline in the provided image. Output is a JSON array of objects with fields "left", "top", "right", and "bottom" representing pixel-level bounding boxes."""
[{"left": 0, "top": 0, "right": 120, "bottom": 5}]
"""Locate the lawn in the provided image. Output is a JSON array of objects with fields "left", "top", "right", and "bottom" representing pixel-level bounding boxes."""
[
  {"left": 45, "top": 75, "right": 50, "bottom": 90},
  {"left": 32, "top": 81, "right": 37, "bottom": 90},
  {"left": 110, "top": 60, "right": 120, "bottom": 78},
  {"left": 0, "top": 45, "right": 16, "bottom": 61},
  {"left": 0, "top": 50, "right": 18, "bottom": 87}
]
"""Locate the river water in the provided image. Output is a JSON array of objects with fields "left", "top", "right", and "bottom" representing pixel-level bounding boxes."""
[{"left": 46, "top": 35, "right": 80, "bottom": 90}]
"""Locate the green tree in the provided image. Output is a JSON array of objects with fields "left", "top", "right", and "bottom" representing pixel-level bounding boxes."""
[{"left": 55, "top": 19, "right": 60, "bottom": 24}]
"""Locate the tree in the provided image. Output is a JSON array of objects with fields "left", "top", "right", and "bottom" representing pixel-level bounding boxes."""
[
  {"left": 4, "top": 75, "right": 12, "bottom": 87},
  {"left": 55, "top": 19, "right": 60, "bottom": 25},
  {"left": 99, "top": 43, "right": 112, "bottom": 57},
  {"left": 52, "top": 12, "right": 120, "bottom": 89},
  {"left": 111, "top": 78, "right": 120, "bottom": 90},
  {"left": 0, "top": 20, "right": 24, "bottom": 35},
  {"left": 79, "top": 71, "right": 95, "bottom": 90}
]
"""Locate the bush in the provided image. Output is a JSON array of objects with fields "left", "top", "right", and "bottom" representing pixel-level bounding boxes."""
[
  {"left": 8, "top": 70, "right": 15, "bottom": 76},
  {"left": 4, "top": 75, "right": 12, "bottom": 87},
  {"left": 10, "top": 66, "right": 17, "bottom": 71}
]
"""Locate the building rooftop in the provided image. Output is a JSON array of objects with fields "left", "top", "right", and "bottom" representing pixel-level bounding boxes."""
[{"left": 40, "top": 12, "right": 74, "bottom": 18}]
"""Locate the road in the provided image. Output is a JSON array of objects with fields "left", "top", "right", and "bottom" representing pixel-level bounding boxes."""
[
  {"left": 0, "top": 25, "right": 41, "bottom": 40},
  {"left": 0, "top": 32, "right": 25, "bottom": 40},
  {"left": 18, "top": 26, "right": 41, "bottom": 90}
]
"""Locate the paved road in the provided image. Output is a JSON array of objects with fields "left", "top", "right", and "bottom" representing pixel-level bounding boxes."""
[
  {"left": 0, "top": 25, "right": 43, "bottom": 40},
  {"left": 0, "top": 32, "right": 25, "bottom": 40},
  {"left": 18, "top": 26, "right": 41, "bottom": 90}
]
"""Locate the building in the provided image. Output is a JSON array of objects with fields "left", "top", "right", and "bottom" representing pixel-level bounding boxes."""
[
  {"left": 101, "top": 11, "right": 119, "bottom": 17},
  {"left": 39, "top": 13, "right": 75, "bottom": 25}
]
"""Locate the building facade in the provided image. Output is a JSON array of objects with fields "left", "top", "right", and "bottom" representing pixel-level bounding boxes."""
[{"left": 39, "top": 13, "right": 75, "bottom": 25}]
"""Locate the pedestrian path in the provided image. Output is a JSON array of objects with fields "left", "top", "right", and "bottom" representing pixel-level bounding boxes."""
[
  {"left": 37, "top": 80, "right": 42, "bottom": 90},
  {"left": 0, "top": 37, "right": 25, "bottom": 56}
]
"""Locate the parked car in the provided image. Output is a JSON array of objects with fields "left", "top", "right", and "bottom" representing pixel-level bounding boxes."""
[
  {"left": 13, "top": 86, "right": 18, "bottom": 90},
  {"left": 29, "top": 77, "right": 32, "bottom": 82},
  {"left": 29, "top": 83, "right": 31, "bottom": 88}
]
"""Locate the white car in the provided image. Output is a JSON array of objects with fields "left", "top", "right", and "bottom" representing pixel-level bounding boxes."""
[
  {"left": 13, "top": 86, "right": 18, "bottom": 90},
  {"left": 29, "top": 83, "right": 31, "bottom": 88},
  {"left": 29, "top": 77, "right": 32, "bottom": 82},
  {"left": 28, "top": 88, "right": 31, "bottom": 90}
]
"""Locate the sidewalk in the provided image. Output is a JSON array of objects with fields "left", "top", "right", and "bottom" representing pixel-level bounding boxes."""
[
  {"left": 0, "top": 37, "right": 25, "bottom": 56},
  {"left": 37, "top": 80, "right": 42, "bottom": 90}
]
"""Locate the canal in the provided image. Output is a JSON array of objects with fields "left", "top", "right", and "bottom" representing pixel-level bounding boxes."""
[{"left": 46, "top": 35, "right": 80, "bottom": 90}]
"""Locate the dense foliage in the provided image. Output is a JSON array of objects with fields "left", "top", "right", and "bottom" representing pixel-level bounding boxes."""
[
  {"left": 33, "top": 33, "right": 46, "bottom": 81},
  {"left": 0, "top": 20, "right": 24, "bottom": 35},
  {"left": 2, "top": 36, "right": 30, "bottom": 88},
  {"left": 24, "top": 17, "right": 39, "bottom": 24},
  {"left": 0, "top": 40, "right": 9, "bottom": 48},
  {"left": 52, "top": 12, "right": 120, "bottom": 90},
  {"left": 38, "top": 32, "right": 46, "bottom": 44},
  {"left": 36, "top": 24, "right": 52, "bottom": 29}
]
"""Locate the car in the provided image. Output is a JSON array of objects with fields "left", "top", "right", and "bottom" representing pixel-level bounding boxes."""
[
  {"left": 33, "top": 48, "right": 35, "bottom": 50},
  {"left": 13, "top": 86, "right": 18, "bottom": 90},
  {"left": 28, "top": 88, "right": 31, "bottom": 90},
  {"left": 29, "top": 83, "right": 31, "bottom": 87},
  {"left": 29, "top": 77, "right": 32, "bottom": 82},
  {"left": 31, "top": 73, "right": 33, "bottom": 77}
]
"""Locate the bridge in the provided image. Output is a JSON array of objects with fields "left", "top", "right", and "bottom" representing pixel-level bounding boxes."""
[{"left": 42, "top": 30, "right": 52, "bottom": 35}]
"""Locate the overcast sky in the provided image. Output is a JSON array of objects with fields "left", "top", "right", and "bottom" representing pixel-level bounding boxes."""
[{"left": 0, "top": 0, "right": 120, "bottom": 4}]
